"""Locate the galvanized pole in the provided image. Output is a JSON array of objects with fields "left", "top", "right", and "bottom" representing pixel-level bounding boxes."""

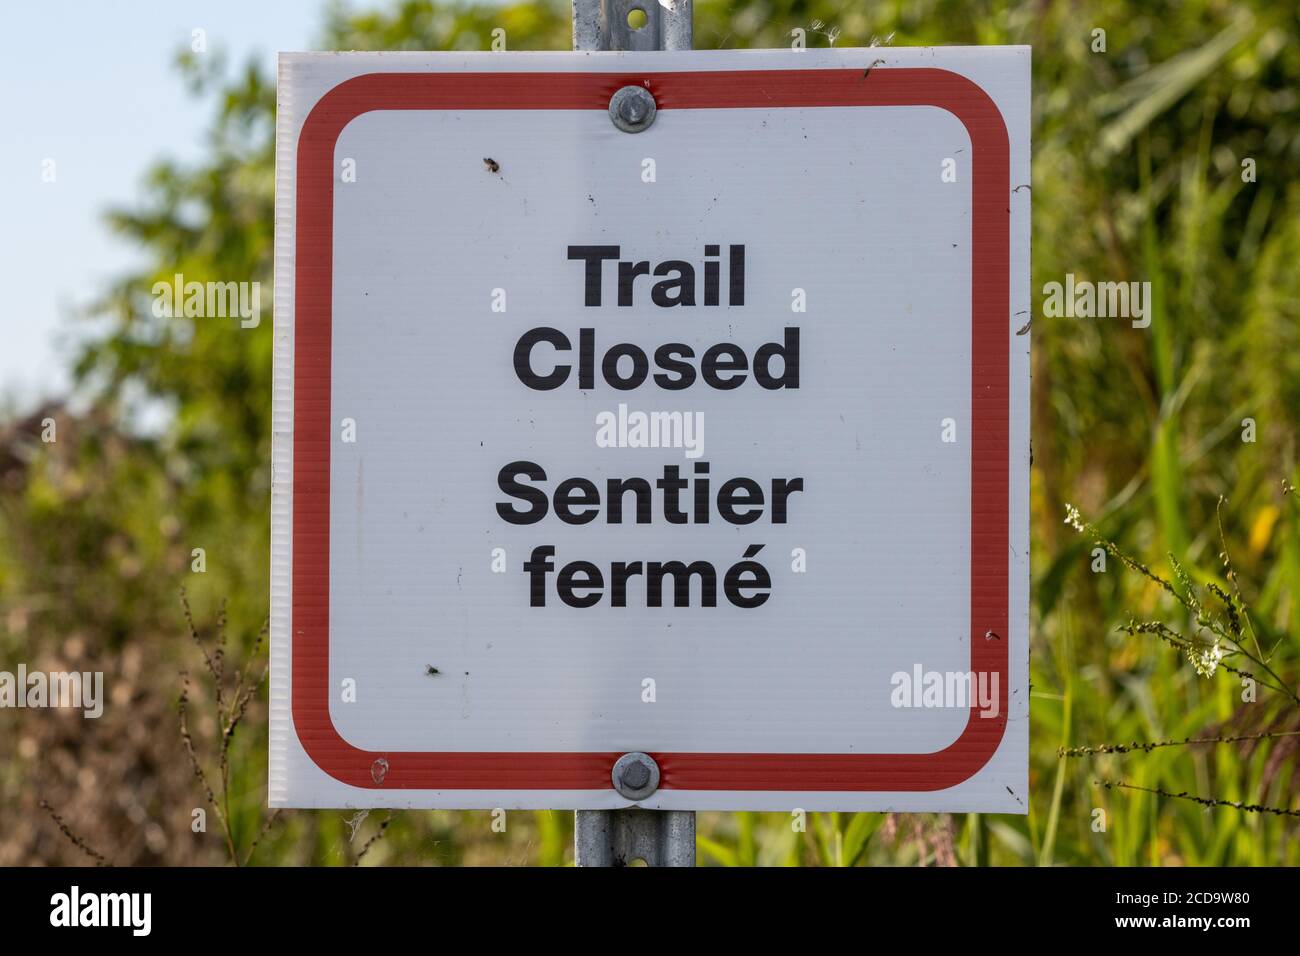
[
  {"left": 573, "top": 0, "right": 692, "bottom": 52},
  {"left": 572, "top": 0, "right": 695, "bottom": 866}
]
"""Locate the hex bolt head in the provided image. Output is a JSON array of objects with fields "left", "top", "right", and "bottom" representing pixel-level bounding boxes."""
[
  {"left": 609, "top": 86, "right": 657, "bottom": 134},
  {"left": 621, "top": 761, "right": 651, "bottom": 790},
  {"left": 612, "top": 751, "right": 660, "bottom": 800}
]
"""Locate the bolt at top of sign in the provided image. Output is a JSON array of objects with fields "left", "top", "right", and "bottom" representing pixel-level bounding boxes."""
[{"left": 609, "top": 86, "right": 657, "bottom": 133}]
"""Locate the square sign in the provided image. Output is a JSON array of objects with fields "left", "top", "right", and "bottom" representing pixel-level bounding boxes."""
[{"left": 271, "top": 47, "right": 1030, "bottom": 812}]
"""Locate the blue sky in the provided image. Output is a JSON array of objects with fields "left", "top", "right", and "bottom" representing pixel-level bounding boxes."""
[{"left": 0, "top": 0, "right": 331, "bottom": 411}]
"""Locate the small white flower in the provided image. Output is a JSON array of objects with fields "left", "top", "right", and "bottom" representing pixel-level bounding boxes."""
[
  {"left": 1064, "top": 504, "right": 1084, "bottom": 532},
  {"left": 1188, "top": 641, "right": 1224, "bottom": 678}
]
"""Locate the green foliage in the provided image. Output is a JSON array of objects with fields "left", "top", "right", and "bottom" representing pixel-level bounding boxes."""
[{"left": 2, "top": 0, "right": 1298, "bottom": 865}]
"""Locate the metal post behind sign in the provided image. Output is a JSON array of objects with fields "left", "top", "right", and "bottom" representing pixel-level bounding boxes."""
[
  {"left": 572, "top": 0, "right": 695, "bottom": 866},
  {"left": 573, "top": 0, "right": 692, "bottom": 52}
]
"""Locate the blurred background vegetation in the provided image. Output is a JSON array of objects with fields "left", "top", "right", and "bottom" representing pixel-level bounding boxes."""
[{"left": 1, "top": 0, "right": 1298, "bottom": 865}]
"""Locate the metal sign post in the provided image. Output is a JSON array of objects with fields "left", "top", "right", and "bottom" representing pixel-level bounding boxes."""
[
  {"left": 573, "top": 0, "right": 695, "bottom": 867},
  {"left": 573, "top": 0, "right": 692, "bottom": 52}
]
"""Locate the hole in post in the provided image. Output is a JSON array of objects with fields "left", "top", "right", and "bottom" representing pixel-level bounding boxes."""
[{"left": 626, "top": 7, "right": 648, "bottom": 30}]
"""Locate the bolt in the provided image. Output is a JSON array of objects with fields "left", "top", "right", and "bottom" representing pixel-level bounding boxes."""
[
  {"left": 619, "top": 95, "right": 649, "bottom": 126},
  {"left": 620, "top": 760, "right": 651, "bottom": 790},
  {"left": 609, "top": 86, "right": 657, "bottom": 134},
  {"left": 611, "top": 752, "right": 660, "bottom": 799}
]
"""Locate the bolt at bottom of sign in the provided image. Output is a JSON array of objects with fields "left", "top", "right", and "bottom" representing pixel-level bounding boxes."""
[{"left": 612, "top": 752, "right": 660, "bottom": 799}]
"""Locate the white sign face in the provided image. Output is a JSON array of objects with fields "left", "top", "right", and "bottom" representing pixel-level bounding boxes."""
[{"left": 271, "top": 47, "right": 1030, "bottom": 812}]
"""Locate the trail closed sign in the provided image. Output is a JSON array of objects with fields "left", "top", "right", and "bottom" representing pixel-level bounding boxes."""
[{"left": 270, "top": 48, "right": 1030, "bottom": 812}]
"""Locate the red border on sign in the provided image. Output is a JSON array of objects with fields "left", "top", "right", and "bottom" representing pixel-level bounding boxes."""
[{"left": 292, "top": 68, "right": 1010, "bottom": 792}]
